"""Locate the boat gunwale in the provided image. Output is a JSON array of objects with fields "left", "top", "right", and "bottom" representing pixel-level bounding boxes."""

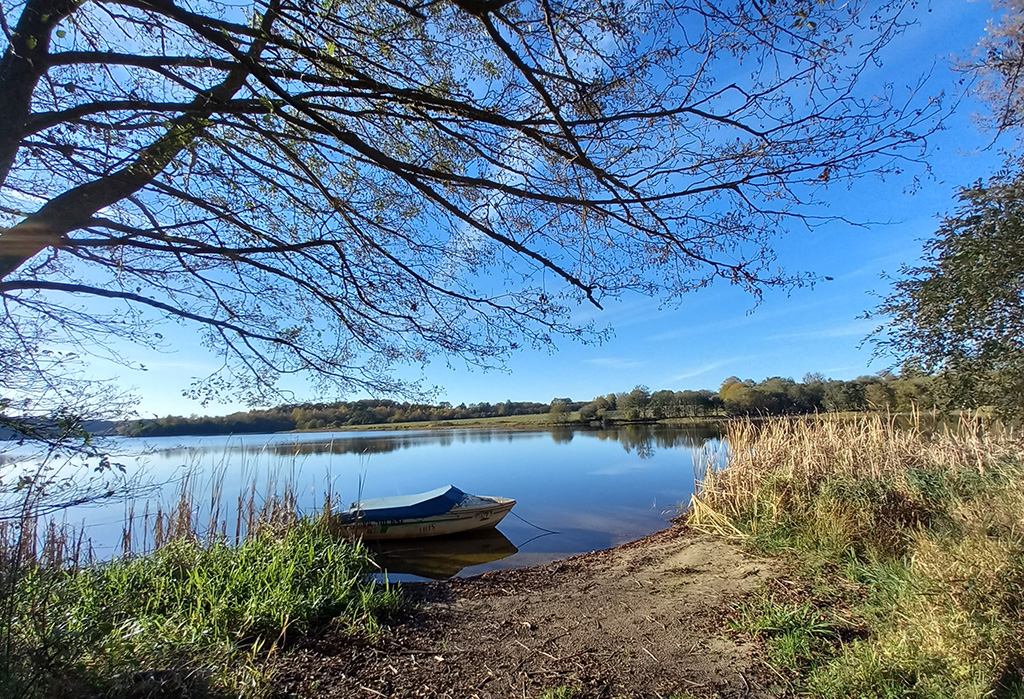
[
  {"left": 339, "top": 495, "right": 514, "bottom": 522},
  {"left": 332, "top": 497, "right": 515, "bottom": 540}
]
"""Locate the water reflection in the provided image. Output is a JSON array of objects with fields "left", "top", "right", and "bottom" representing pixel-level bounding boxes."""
[
  {"left": 368, "top": 529, "right": 520, "bottom": 580},
  {"left": 145, "top": 423, "right": 723, "bottom": 459},
  {"left": 591, "top": 424, "right": 723, "bottom": 459},
  {"left": 264, "top": 436, "right": 411, "bottom": 456}
]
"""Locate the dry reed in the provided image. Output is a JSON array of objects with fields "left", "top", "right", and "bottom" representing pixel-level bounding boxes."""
[{"left": 689, "top": 413, "right": 1024, "bottom": 696}]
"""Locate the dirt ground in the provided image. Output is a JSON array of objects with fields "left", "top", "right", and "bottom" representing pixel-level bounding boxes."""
[{"left": 272, "top": 526, "right": 780, "bottom": 699}]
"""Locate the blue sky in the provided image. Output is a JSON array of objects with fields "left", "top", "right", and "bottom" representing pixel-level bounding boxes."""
[{"left": 103, "top": 0, "right": 1010, "bottom": 417}]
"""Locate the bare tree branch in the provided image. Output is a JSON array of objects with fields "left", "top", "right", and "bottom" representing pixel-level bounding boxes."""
[{"left": 0, "top": 0, "right": 945, "bottom": 409}]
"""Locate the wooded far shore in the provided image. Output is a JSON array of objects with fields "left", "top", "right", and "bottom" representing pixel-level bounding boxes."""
[{"left": 109, "top": 368, "right": 978, "bottom": 438}]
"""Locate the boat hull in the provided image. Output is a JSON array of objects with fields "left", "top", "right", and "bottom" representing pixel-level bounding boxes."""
[{"left": 335, "top": 497, "right": 515, "bottom": 540}]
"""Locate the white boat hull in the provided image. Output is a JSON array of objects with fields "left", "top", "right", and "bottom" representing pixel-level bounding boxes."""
[{"left": 335, "top": 497, "right": 515, "bottom": 540}]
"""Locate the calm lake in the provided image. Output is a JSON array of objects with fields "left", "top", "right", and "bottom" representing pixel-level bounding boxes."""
[{"left": 58, "top": 424, "right": 726, "bottom": 581}]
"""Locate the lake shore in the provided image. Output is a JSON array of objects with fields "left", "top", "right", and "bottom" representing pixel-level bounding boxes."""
[
  {"left": 10, "top": 414, "right": 1017, "bottom": 697},
  {"left": 271, "top": 524, "right": 779, "bottom": 699}
]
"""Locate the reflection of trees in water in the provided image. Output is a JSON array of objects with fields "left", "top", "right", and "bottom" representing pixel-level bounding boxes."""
[
  {"left": 151, "top": 424, "right": 723, "bottom": 460},
  {"left": 456, "top": 431, "right": 493, "bottom": 444},
  {"left": 249, "top": 424, "right": 717, "bottom": 458},
  {"left": 256, "top": 428, "right": 546, "bottom": 455},
  {"left": 549, "top": 427, "right": 575, "bottom": 444},
  {"left": 157, "top": 436, "right": 416, "bottom": 458},
  {"left": 575, "top": 424, "right": 724, "bottom": 459},
  {"left": 258, "top": 437, "right": 412, "bottom": 456},
  {"left": 614, "top": 425, "right": 656, "bottom": 459}
]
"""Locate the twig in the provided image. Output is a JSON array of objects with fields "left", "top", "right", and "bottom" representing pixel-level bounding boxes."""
[
  {"left": 513, "top": 638, "right": 560, "bottom": 661},
  {"left": 644, "top": 614, "right": 667, "bottom": 630}
]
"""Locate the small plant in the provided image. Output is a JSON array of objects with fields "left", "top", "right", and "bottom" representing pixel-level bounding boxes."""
[{"left": 539, "top": 686, "right": 578, "bottom": 699}]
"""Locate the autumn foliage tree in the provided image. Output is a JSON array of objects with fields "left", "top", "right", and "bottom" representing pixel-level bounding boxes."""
[
  {"left": 875, "top": 171, "right": 1024, "bottom": 416},
  {"left": 961, "top": 0, "right": 1024, "bottom": 134},
  {"left": 874, "top": 0, "right": 1024, "bottom": 418}
]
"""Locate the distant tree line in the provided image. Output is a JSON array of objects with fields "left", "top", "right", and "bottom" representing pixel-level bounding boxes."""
[
  {"left": 713, "top": 370, "right": 940, "bottom": 417},
  {"left": 574, "top": 387, "right": 723, "bottom": 422},
  {"left": 120, "top": 366, "right": 978, "bottom": 437},
  {"left": 120, "top": 399, "right": 554, "bottom": 436}
]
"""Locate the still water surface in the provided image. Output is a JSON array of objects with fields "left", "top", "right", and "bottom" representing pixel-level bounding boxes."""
[{"left": 85, "top": 424, "right": 725, "bottom": 581}]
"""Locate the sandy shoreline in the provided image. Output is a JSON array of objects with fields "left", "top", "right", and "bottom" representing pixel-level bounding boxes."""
[{"left": 272, "top": 525, "right": 779, "bottom": 698}]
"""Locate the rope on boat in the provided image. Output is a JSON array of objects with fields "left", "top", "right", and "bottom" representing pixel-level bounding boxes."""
[
  {"left": 508, "top": 509, "right": 559, "bottom": 535},
  {"left": 515, "top": 531, "right": 556, "bottom": 548}
]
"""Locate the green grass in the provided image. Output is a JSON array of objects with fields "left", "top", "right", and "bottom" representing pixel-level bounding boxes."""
[
  {"left": 690, "top": 414, "right": 1024, "bottom": 698},
  {"left": 0, "top": 520, "right": 399, "bottom": 698},
  {"left": 730, "top": 590, "right": 846, "bottom": 674},
  {"left": 538, "top": 687, "right": 579, "bottom": 699}
]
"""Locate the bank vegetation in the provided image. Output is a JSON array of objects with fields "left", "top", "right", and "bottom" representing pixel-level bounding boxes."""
[
  {"left": 0, "top": 483, "right": 399, "bottom": 698},
  {"left": 690, "top": 414, "right": 1024, "bottom": 697}
]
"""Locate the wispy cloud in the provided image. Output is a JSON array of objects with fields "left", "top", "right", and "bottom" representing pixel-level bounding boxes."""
[
  {"left": 589, "top": 462, "right": 650, "bottom": 476},
  {"left": 821, "top": 363, "right": 871, "bottom": 377},
  {"left": 664, "top": 360, "right": 734, "bottom": 382},
  {"left": 828, "top": 248, "right": 927, "bottom": 283},
  {"left": 570, "top": 297, "right": 665, "bottom": 330},
  {"left": 646, "top": 319, "right": 738, "bottom": 343},
  {"left": 130, "top": 358, "right": 221, "bottom": 372},
  {"left": 583, "top": 357, "right": 647, "bottom": 370},
  {"left": 644, "top": 296, "right": 837, "bottom": 343},
  {"left": 767, "top": 320, "right": 871, "bottom": 341}
]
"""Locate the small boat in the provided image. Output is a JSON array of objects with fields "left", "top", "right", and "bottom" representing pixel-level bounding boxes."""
[{"left": 332, "top": 485, "right": 515, "bottom": 540}]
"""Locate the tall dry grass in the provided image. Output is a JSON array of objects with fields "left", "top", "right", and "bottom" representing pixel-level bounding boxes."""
[
  {"left": 689, "top": 414, "right": 1024, "bottom": 697},
  {"left": 121, "top": 469, "right": 316, "bottom": 556}
]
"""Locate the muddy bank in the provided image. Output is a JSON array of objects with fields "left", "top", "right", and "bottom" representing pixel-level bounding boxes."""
[{"left": 272, "top": 526, "right": 779, "bottom": 698}]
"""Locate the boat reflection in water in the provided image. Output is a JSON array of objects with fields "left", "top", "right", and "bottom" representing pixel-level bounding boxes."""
[{"left": 367, "top": 528, "right": 518, "bottom": 580}]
